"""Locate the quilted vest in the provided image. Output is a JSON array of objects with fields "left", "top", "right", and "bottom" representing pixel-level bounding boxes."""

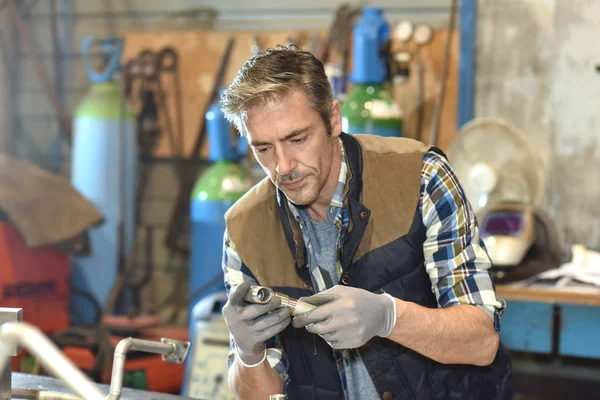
[{"left": 225, "top": 133, "right": 513, "bottom": 400}]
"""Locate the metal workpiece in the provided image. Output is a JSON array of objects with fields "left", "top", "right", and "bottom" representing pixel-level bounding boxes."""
[
  {"left": 0, "top": 319, "right": 192, "bottom": 400},
  {"left": 1, "top": 308, "right": 23, "bottom": 400},
  {"left": 0, "top": 321, "right": 105, "bottom": 400},
  {"left": 244, "top": 286, "right": 316, "bottom": 316},
  {"left": 108, "top": 337, "right": 191, "bottom": 400}
]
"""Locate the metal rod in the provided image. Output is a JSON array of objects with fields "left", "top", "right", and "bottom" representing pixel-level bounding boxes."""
[
  {"left": 107, "top": 338, "right": 176, "bottom": 400},
  {"left": 0, "top": 322, "right": 105, "bottom": 400}
]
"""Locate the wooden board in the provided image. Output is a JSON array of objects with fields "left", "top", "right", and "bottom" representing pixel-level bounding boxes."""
[
  {"left": 390, "top": 29, "right": 459, "bottom": 150},
  {"left": 122, "top": 29, "right": 458, "bottom": 158},
  {"left": 496, "top": 285, "right": 600, "bottom": 306}
]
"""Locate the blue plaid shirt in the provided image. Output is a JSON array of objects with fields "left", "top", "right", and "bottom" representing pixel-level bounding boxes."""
[{"left": 222, "top": 142, "right": 505, "bottom": 396}]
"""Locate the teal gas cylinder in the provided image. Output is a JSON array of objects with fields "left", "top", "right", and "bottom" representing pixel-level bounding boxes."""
[
  {"left": 70, "top": 37, "right": 137, "bottom": 325},
  {"left": 341, "top": 7, "right": 403, "bottom": 137},
  {"left": 189, "top": 91, "right": 254, "bottom": 308}
]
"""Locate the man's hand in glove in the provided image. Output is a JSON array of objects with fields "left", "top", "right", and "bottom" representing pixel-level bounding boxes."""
[
  {"left": 292, "top": 285, "right": 397, "bottom": 349},
  {"left": 222, "top": 281, "right": 292, "bottom": 366}
]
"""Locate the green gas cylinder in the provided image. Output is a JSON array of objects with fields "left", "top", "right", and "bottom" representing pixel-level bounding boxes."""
[
  {"left": 189, "top": 91, "right": 254, "bottom": 307},
  {"left": 341, "top": 7, "right": 403, "bottom": 137},
  {"left": 341, "top": 83, "right": 403, "bottom": 137}
]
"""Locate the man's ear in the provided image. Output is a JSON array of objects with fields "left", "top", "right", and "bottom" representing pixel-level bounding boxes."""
[{"left": 330, "top": 100, "right": 342, "bottom": 137}]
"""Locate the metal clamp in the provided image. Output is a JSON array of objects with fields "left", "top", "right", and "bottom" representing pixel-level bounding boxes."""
[{"left": 160, "top": 338, "right": 191, "bottom": 364}]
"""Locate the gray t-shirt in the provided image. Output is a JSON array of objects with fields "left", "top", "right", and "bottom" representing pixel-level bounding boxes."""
[{"left": 300, "top": 209, "right": 381, "bottom": 400}]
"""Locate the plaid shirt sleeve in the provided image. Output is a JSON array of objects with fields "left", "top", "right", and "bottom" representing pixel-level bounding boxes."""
[
  {"left": 222, "top": 230, "right": 290, "bottom": 388},
  {"left": 420, "top": 151, "right": 505, "bottom": 332}
]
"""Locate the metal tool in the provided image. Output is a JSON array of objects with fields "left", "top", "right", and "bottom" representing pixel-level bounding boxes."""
[
  {"left": 244, "top": 287, "right": 316, "bottom": 316},
  {"left": 0, "top": 320, "right": 105, "bottom": 400},
  {"left": 0, "top": 319, "right": 191, "bottom": 400},
  {"left": 107, "top": 337, "right": 190, "bottom": 400}
]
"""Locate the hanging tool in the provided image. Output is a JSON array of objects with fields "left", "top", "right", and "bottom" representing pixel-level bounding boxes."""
[
  {"left": 124, "top": 46, "right": 183, "bottom": 159},
  {"left": 319, "top": 3, "right": 364, "bottom": 98},
  {"left": 122, "top": 46, "right": 185, "bottom": 251},
  {"left": 164, "top": 38, "right": 236, "bottom": 257},
  {"left": 319, "top": 4, "right": 361, "bottom": 97}
]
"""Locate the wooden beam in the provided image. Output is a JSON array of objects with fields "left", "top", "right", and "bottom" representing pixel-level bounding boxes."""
[{"left": 497, "top": 285, "right": 600, "bottom": 306}]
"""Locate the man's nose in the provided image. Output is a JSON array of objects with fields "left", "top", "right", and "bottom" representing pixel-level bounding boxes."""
[{"left": 275, "top": 146, "right": 296, "bottom": 177}]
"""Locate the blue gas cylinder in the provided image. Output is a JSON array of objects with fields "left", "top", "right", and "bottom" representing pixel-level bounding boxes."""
[
  {"left": 351, "top": 6, "right": 390, "bottom": 85},
  {"left": 189, "top": 91, "right": 254, "bottom": 309}
]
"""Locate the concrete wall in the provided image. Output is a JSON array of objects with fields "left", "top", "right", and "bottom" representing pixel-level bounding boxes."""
[{"left": 476, "top": 0, "right": 600, "bottom": 251}]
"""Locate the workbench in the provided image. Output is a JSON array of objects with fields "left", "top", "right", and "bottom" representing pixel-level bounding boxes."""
[
  {"left": 497, "top": 283, "right": 600, "bottom": 358},
  {"left": 10, "top": 372, "right": 197, "bottom": 399},
  {"left": 496, "top": 284, "right": 600, "bottom": 398}
]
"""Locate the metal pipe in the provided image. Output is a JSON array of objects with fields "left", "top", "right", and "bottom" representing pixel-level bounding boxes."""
[
  {"left": 0, "top": 322, "right": 105, "bottom": 400},
  {"left": 107, "top": 338, "right": 176, "bottom": 400},
  {"left": 245, "top": 286, "right": 316, "bottom": 316}
]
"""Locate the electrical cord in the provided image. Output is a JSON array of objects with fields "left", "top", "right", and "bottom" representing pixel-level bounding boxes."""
[{"left": 70, "top": 286, "right": 103, "bottom": 325}]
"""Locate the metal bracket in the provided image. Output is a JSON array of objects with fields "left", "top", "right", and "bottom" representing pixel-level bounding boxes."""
[
  {"left": 160, "top": 338, "right": 190, "bottom": 364},
  {"left": 0, "top": 308, "right": 23, "bottom": 356},
  {"left": 0, "top": 307, "right": 23, "bottom": 400}
]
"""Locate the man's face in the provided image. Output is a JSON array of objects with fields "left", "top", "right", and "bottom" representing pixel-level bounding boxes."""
[{"left": 244, "top": 89, "right": 341, "bottom": 206}]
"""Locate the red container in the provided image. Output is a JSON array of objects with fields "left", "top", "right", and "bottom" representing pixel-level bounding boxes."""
[{"left": 0, "top": 222, "right": 70, "bottom": 333}]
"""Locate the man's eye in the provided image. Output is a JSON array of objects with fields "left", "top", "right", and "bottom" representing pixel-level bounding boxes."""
[
  {"left": 255, "top": 147, "right": 268, "bottom": 154},
  {"left": 292, "top": 137, "right": 306, "bottom": 144}
]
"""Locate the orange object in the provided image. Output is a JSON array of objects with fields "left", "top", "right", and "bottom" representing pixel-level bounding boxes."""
[
  {"left": 0, "top": 222, "right": 70, "bottom": 333},
  {"left": 62, "top": 328, "right": 189, "bottom": 394}
]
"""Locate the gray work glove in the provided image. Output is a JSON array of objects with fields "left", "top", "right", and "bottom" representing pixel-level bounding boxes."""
[
  {"left": 222, "top": 281, "right": 292, "bottom": 365},
  {"left": 292, "top": 285, "right": 396, "bottom": 349}
]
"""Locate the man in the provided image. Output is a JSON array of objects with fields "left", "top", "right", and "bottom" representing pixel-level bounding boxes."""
[{"left": 219, "top": 46, "right": 513, "bottom": 400}]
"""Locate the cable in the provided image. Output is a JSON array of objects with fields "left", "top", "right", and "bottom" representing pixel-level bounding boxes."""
[{"left": 70, "top": 286, "right": 103, "bottom": 325}]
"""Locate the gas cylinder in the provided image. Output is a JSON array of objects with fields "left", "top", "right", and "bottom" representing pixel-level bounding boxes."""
[
  {"left": 189, "top": 91, "right": 254, "bottom": 308},
  {"left": 341, "top": 7, "right": 403, "bottom": 137},
  {"left": 70, "top": 37, "right": 137, "bottom": 324}
]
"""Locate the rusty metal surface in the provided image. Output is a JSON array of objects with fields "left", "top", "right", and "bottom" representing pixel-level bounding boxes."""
[{"left": 11, "top": 373, "right": 200, "bottom": 400}]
